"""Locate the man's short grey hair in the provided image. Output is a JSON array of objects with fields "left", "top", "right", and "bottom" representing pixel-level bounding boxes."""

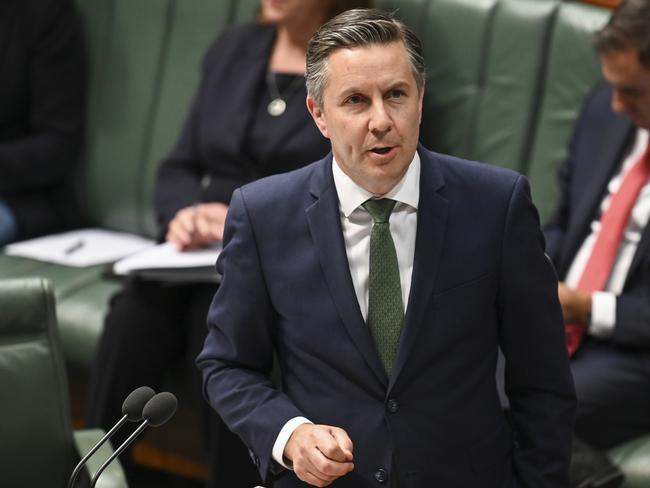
[
  {"left": 595, "top": 0, "right": 650, "bottom": 68},
  {"left": 306, "top": 8, "right": 426, "bottom": 107}
]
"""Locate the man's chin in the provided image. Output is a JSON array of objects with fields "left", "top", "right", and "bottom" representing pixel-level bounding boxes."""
[{"left": 360, "top": 168, "right": 409, "bottom": 195}]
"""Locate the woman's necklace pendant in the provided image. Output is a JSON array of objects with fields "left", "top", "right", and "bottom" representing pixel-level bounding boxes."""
[{"left": 267, "top": 98, "right": 286, "bottom": 116}]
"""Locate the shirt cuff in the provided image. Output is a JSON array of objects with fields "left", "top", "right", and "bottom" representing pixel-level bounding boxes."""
[
  {"left": 272, "top": 416, "right": 313, "bottom": 470},
  {"left": 589, "top": 291, "right": 616, "bottom": 338}
]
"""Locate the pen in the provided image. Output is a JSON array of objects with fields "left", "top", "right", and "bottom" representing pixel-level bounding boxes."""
[
  {"left": 65, "top": 239, "right": 84, "bottom": 255},
  {"left": 193, "top": 174, "right": 212, "bottom": 237}
]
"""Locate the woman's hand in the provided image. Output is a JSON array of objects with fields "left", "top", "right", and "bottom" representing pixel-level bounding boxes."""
[{"left": 166, "top": 203, "right": 229, "bottom": 250}]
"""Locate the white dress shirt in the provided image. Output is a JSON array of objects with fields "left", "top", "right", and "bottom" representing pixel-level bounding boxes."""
[
  {"left": 271, "top": 153, "right": 421, "bottom": 468},
  {"left": 565, "top": 129, "right": 650, "bottom": 337}
]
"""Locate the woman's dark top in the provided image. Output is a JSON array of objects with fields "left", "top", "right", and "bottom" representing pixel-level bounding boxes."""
[{"left": 155, "top": 22, "right": 330, "bottom": 235}]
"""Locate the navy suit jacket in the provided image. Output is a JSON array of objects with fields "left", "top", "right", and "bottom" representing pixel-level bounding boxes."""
[
  {"left": 198, "top": 147, "right": 575, "bottom": 487},
  {"left": 544, "top": 84, "right": 650, "bottom": 348}
]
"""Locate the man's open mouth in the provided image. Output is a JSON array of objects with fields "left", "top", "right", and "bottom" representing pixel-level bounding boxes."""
[{"left": 370, "top": 147, "right": 393, "bottom": 155}]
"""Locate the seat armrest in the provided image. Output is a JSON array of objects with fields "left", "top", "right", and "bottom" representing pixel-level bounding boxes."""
[
  {"left": 608, "top": 435, "right": 650, "bottom": 488},
  {"left": 73, "top": 429, "right": 128, "bottom": 488}
]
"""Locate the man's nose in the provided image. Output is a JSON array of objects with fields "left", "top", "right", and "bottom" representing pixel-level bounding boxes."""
[{"left": 368, "top": 102, "right": 392, "bottom": 134}]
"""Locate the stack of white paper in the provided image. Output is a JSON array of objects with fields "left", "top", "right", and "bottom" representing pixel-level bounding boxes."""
[
  {"left": 113, "top": 242, "right": 221, "bottom": 283},
  {"left": 4, "top": 228, "right": 155, "bottom": 267}
]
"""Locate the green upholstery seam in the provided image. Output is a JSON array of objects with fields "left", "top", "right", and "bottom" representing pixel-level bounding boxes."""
[
  {"left": 40, "top": 278, "right": 75, "bottom": 447},
  {"left": 136, "top": 0, "right": 176, "bottom": 236},
  {"left": 466, "top": 0, "right": 500, "bottom": 160},
  {"left": 226, "top": 0, "right": 238, "bottom": 25},
  {"left": 520, "top": 1, "right": 561, "bottom": 177},
  {"left": 54, "top": 266, "right": 114, "bottom": 301}
]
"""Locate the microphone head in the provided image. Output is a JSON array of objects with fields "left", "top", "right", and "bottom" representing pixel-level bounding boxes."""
[
  {"left": 142, "top": 392, "right": 178, "bottom": 427},
  {"left": 121, "top": 386, "right": 156, "bottom": 421}
]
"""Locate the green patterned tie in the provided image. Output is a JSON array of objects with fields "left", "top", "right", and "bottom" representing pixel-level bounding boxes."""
[{"left": 362, "top": 198, "right": 404, "bottom": 375}]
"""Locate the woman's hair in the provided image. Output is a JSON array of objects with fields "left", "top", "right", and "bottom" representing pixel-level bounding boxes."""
[
  {"left": 257, "top": 0, "right": 374, "bottom": 25},
  {"left": 329, "top": 0, "right": 374, "bottom": 19}
]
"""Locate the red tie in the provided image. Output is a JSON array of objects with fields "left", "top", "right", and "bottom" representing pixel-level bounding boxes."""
[{"left": 567, "top": 142, "right": 650, "bottom": 357}]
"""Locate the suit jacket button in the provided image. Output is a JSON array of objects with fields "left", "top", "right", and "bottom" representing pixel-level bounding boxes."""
[
  {"left": 387, "top": 398, "right": 399, "bottom": 413},
  {"left": 375, "top": 468, "right": 387, "bottom": 483}
]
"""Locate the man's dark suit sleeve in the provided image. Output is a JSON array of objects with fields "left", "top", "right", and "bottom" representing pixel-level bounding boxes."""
[
  {"left": 197, "top": 188, "right": 304, "bottom": 480},
  {"left": 498, "top": 176, "right": 576, "bottom": 487}
]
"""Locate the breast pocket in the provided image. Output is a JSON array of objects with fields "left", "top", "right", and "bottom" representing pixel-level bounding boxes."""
[
  {"left": 429, "top": 273, "right": 498, "bottom": 346},
  {"left": 432, "top": 272, "right": 497, "bottom": 310}
]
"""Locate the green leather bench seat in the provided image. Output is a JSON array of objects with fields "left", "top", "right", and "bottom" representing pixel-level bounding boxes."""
[
  {"left": 609, "top": 436, "right": 650, "bottom": 488},
  {"left": 0, "top": 254, "right": 110, "bottom": 364}
]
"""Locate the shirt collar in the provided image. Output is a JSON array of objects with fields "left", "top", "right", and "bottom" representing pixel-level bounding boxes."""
[
  {"left": 636, "top": 128, "right": 649, "bottom": 152},
  {"left": 332, "top": 151, "right": 421, "bottom": 218}
]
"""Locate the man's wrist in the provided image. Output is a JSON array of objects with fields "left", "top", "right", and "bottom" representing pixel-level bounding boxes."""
[
  {"left": 589, "top": 291, "right": 616, "bottom": 337},
  {"left": 272, "top": 417, "right": 313, "bottom": 470}
]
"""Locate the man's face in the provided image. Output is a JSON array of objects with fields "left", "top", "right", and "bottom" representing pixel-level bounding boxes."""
[
  {"left": 307, "top": 41, "right": 424, "bottom": 195},
  {"left": 601, "top": 48, "right": 650, "bottom": 130}
]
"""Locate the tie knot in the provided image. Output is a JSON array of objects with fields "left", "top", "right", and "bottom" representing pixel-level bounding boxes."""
[{"left": 363, "top": 198, "right": 396, "bottom": 224}]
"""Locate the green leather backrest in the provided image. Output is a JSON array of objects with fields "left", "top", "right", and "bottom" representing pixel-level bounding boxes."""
[
  {"left": 232, "top": 0, "right": 258, "bottom": 22},
  {"left": 76, "top": 0, "right": 172, "bottom": 235},
  {"left": 377, "top": 0, "right": 430, "bottom": 36},
  {"left": 140, "top": 0, "right": 233, "bottom": 237},
  {"left": 0, "top": 278, "right": 74, "bottom": 487},
  {"left": 472, "top": 0, "right": 558, "bottom": 171},
  {"left": 527, "top": 1, "right": 609, "bottom": 222},
  {"left": 74, "top": 0, "right": 237, "bottom": 237},
  {"left": 419, "top": 0, "right": 499, "bottom": 157}
]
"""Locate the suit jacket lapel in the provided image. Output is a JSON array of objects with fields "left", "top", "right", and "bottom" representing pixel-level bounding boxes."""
[
  {"left": 305, "top": 157, "right": 388, "bottom": 386},
  {"left": 390, "top": 149, "right": 448, "bottom": 391}
]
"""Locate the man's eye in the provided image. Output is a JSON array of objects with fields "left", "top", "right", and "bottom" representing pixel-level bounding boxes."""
[
  {"left": 345, "top": 95, "right": 363, "bottom": 105},
  {"left": 389, "top": 89, "right": 405, "bottom": 99},
  {"left": 624, "top": 90, "right": 641, "bottom": 98}
]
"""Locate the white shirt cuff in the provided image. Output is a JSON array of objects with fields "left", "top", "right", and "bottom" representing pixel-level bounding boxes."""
[
  {"left": 272, "top": 416, "right": 313, "bottom": 469},
  {"left": 589, "top": 291, "right": 616, "bottom": 338}
]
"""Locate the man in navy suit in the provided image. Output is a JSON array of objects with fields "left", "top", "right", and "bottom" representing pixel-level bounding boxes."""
[
  {"left": 544, "top": 0, "right": 650, "bottom": 451},
  {"left": 198, "top": 9, "right": 575, "bottom": 487}
]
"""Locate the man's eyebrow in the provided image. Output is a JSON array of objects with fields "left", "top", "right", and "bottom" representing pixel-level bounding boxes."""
[
  {"left": 337, "top": 80, "right": 412, "bottom": 97},
  {"left": 386, "top": 81, "right": 412, "bottom": 91}
]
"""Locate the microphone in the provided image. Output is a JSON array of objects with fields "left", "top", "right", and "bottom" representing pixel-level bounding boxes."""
[
  {"left": 67, "top": 386, "right": 155, "bottom": 488},
  {"left": 89, "top": 392, "right": 178, "bottom": 488}
]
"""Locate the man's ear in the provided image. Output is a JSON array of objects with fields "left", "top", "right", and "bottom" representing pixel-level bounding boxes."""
[{"left": 306, "top": 95, "right": 329, "bottom": 138}]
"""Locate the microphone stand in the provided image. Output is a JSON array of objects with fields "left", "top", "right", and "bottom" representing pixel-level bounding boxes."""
[
  {"left": 89, "top": 419, "right": 151, "bottom": 488},
  {"left": 67, "top": 414, "right": 129, "bottom": 488}
]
